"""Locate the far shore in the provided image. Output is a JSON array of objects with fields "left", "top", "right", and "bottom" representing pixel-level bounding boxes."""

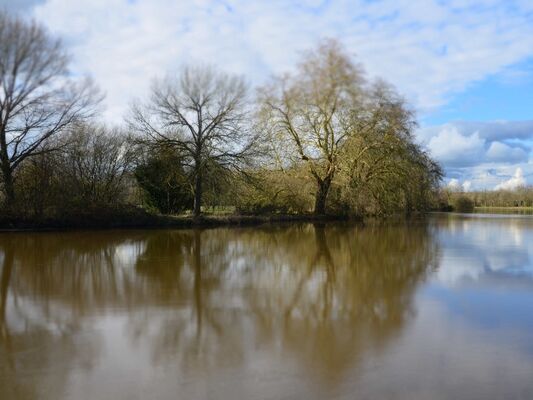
[
  {"left": 0, "top": 212, "right": 359, "bottom": 233},
  {"left": 474, "top": 206, "right": 533, "bottom": 211}
]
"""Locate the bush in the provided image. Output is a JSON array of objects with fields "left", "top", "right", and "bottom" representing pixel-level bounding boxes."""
[
  {"left": 233, "top": 169, "right": 313, "bottom": 215},
  {"left": 453, "top": 196, "right": 474, "bottom": 213},
  {"left": 134, "top": 148, "right": 193, "bottom": 214}
]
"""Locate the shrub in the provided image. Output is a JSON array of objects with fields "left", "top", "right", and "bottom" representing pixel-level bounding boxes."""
[
  {"left": 134, "top": 148, "right": 193, "bottom": 214},
  {"left": 453, "top": 196, "right": 474, "bottom": 213}
]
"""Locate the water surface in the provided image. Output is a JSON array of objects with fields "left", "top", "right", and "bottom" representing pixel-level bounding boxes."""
[{"left": 1, "top": 214, "right": 533, "bottom": 399}]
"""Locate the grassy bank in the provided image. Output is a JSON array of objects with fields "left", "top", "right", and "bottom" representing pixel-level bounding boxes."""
[
  {"left": 0, "top": 206, "right": 355, "bottom": 232},
  {"left": 475, "top": 206, "right": 533, "bottom": 211}
]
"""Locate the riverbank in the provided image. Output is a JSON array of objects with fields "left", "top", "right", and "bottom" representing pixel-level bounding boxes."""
[
  {"left": 475, "top": 206, "right": 533, "bottom": 211},
  {"left": 0, "top": 207, "right": 355, "bottom": 232}
]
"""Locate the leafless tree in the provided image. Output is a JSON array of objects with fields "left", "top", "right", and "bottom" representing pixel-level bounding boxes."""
[
  {"left": 257, "top": 39, "right": 365, "bottom": 214},
  {"left": 0, "top": 11, "right": 100, "bottom": 208},
  {"left": 129, "top": 65, "right": 255, "bottom": 217},
  {"left": 60, "top": 123, "right": 134, "bottom": 207}
]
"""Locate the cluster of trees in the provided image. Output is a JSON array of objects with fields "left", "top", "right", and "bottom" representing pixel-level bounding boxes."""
[
  {"left": 0, "top": 11, "right": 442, "bottom": 222},
  {"left": 468, "top": 187, "right": 533, "bottom": 208},
  {"left": 441, "top": 186, "right": 533, "bottom": 211}
]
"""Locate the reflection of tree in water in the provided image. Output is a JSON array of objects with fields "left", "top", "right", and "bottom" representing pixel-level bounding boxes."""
[
  {"left": 0, "top": 232, "right": 145, "bottom": 400},
  {"left": 0, "top": 223, "right": 438, "bottom": 396},
  {"left": 239, "top": 223, "right": 438, "bottom": 382},
  {"left": 0, "top": 232, "right": 150, "bottom": 313},
  {"left": 130, "top": 229, "right": 246, "bottom": 370},
  {"left": 128, "top": 223, "right": 438, "bottom": 383}
]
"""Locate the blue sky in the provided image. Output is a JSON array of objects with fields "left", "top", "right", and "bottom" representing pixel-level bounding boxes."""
[
  {"left": 3, "top": 0, "right": 533, "bottom": 190},
  {"left": 423, "top": 58, "right": 533, "bottom": 125}
]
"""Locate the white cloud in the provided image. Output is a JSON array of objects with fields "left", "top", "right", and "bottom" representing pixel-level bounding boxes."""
[
  {"left": 418, "top": 120, "right": 533, "bottom": 144},
  {"left": 486, "top": 141, "right": 528, "bottom": 163},
  {"left": 447, "top": 178, "right": 462, "bottom": 191},
  {"left": 448, "top": 162, "right": 533, "bottom": 191},
  {"left": 447, "top": 179, "right": 472, "bottom": 192},
  {"left": 28, "top": 0, "right": 533, "bottom": 122},
  {"left": 494, "top": 168, "right": 526, "bottom": 190},
  {"left": 419, "top": 121, "right": 533, "bottom": 189},
  {"left": 427, "top": 128, "right": 485, "bottom": 167}
]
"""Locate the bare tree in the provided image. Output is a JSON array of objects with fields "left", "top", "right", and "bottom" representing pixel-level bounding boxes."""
[
  {"left": 129, "top": 65, "right": 254, "bottom": 217},
  {"left": 258, "top": 39, "right": 365, "bottom": 214},
  {"left": 60, "top": 123, "right": 134, "bottom": 207},
  {"left": 0, "top": 11, "right": 100, "bottom": 208}
]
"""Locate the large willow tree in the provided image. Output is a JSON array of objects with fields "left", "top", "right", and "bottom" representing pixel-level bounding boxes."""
[
  {"left": 258, "top": 39, "right": 441, "bottom": 214},
  {"left": 258, "top": 39, "right": 365, "bottom": 214},
  {"left": 337, "top": 81, "right": 442, "bottom": 215}
]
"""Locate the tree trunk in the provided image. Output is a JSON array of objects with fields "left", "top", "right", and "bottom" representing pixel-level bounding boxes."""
[
  {"left": 313, "top": 177, "right": 331, "bottom": 215},
  {"left": 1, "top": 165, "right": 15, "bottom": 210},
  {"left": 193, "top": 169, "right": 202, "bottom": 218}
]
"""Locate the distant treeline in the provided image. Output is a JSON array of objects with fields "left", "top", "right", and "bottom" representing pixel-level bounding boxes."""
[
  {"left": 441, "top": 187, "right": 533, "bottom": 211},
  {"left": 0, "top": 11, "right": 442, "bottom": 226}
]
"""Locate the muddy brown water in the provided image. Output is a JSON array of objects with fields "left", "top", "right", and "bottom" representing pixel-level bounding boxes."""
[{"left": 1, "top": 214, "right": 533, "bottom": 399}]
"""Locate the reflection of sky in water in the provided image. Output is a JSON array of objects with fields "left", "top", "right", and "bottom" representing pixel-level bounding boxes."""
[
  {"left": 431, "top": 215, "right": 533, "bottom": 286},
  {"left": 425, "top": 214, "right": 533, "bottom": 337},
  {"left": 114, "top": 241, "right": 146, "bottom": 266}
]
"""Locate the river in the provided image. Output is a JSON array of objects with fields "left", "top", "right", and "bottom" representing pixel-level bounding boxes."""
[{"left": 1, "top": 214, "right": 533, "bottom": 399}]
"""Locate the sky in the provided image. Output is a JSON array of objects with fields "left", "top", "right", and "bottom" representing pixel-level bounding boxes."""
[{"left": 3, "top": 0, "right": 533, "bottom": 190}]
